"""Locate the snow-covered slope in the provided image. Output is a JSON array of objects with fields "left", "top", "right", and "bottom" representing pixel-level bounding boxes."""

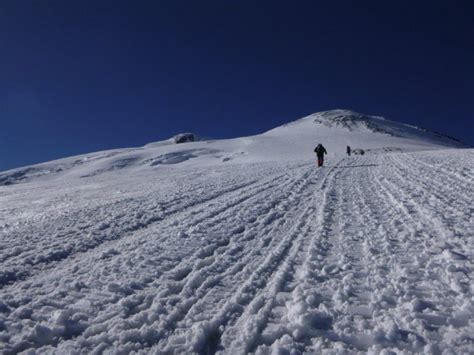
[
  {"left": 0, "top": 110, "right": 472, "bottom": 354},
  {"left": 0, "top": 110, "right": 465, "bottom": 186}
]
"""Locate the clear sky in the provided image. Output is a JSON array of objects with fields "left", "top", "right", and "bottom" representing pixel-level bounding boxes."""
[{"left": 1, "top": 0, "right": 473, "bottom": 171}]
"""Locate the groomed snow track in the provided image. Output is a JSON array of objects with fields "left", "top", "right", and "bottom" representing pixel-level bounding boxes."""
[{"left": 0, "top": 151, "right": 472, "bottom": 354}]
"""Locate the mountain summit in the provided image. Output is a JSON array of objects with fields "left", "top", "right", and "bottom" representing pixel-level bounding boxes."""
[{"left": 270, "top": 109, "right": 463, "bottom": 147}]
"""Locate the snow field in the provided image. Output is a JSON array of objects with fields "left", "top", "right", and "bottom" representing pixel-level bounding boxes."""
[{"left": 0, "top": 150, "right": 472, "bottom": 354}]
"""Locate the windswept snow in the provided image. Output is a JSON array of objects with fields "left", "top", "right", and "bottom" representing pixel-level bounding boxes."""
[{"left": 0, "top": 110, "right": 472, "bottom": 354}]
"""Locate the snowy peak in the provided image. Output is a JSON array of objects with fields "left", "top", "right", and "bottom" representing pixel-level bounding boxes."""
[
  {"left": 275, "top": 109, "right": 464, "bottom": 148},
  {"left": 309, "top": 109, "right": 386, "bottom": 132}
]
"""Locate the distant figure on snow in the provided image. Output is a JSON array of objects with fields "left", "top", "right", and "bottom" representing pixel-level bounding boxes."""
[
  {"left": 314, "top": 143, "right": 327, "bottom": 167},
  {"left": 346, "top": 145, "right": 351, "bottom": 156}
]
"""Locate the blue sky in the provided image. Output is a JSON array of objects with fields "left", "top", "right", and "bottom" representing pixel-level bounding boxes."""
[{"left": 0, "top": 0, "right": 473, "bottom": 171}]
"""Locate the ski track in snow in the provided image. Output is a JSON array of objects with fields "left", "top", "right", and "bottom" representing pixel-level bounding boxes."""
[{"left": 0, "top": 152, "right": 473, "bottom": 354}]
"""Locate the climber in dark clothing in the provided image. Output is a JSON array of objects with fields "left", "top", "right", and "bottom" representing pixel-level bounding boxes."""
[
  {"left": 314, "top": 144, "right": 327, "bottom": 167},
  {"left": 347, "top": 146, "right": 351, "bottom": 156}
]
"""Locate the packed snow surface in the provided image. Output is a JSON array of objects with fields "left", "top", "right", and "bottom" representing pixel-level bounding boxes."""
[{"left": 0, "top": 110, "right": 472, "bottom": 354}]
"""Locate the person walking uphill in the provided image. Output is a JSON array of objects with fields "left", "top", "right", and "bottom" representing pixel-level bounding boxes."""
[{"left": 314, "top": 143, "right": 327, "bottom": 167}]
